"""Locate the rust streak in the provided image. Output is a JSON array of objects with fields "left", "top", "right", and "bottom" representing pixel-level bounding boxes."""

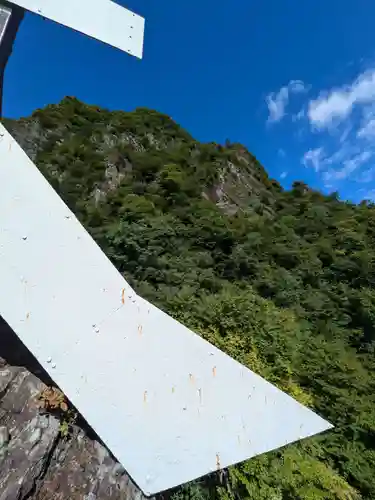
[
  {"left": 143, "top": 391, "right": 148, "bottom": 403},
  {"left": 138, "top": 324, "right": 143, "bottom": 336},
  {"left": 212, "top": 366, "right": 217, "bottom": 377},
  {"left": 198, "top": 388, "right": 202, "bottom": 404},
  {"left": 121, "top": 288, "right": 125, "bottom": 304},
  {"left": 189, "top": 373, "right": 194, "bottom": 384}
]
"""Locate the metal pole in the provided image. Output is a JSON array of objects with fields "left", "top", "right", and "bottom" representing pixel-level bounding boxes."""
[{"left": 0, "top": 1, "right": 24, "bottom": 117}]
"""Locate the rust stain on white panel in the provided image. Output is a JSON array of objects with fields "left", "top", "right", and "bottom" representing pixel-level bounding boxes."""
[{"left": 0, "top": 125, "right": 332, "bottom": 495}]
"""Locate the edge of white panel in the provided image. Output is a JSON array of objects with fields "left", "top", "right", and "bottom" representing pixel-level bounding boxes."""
[{"left": 9, "top": 0, "right": 145, "bottom": 58}]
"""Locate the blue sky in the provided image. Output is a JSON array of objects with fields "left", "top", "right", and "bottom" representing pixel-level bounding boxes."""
[{"left": 5, "top": 0, "right": 375, "bottom": 202}]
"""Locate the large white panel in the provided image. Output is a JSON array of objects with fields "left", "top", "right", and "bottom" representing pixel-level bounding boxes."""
[
  {"left": 9, "top": 0, "right": 144, "bottom": 58},
  {"left": 0, "top": 124, "right": 333, "bottom": 495}
]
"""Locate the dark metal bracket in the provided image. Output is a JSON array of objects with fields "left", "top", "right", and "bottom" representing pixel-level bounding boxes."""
[{"left": 0, "top": 1, "right": 24, "bottom": 116}]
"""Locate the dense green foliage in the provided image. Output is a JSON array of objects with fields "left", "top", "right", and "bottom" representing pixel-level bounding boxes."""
[{"left": 5, "top": 97, "right": 375, "bottom": 500}]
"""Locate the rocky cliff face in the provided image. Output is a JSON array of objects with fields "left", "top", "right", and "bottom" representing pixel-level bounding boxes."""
[
  {"left": 0, "top": 317, "right": 147, "bottom": 500},
  {"left": 3, "top": 97, "right": 279, "bottom": 219}
]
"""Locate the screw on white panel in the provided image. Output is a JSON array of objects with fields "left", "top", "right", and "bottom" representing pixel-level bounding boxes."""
[
  {"left": 22, "top": 236, "right": 27, "bottom": 241},
  {"left": 46, "top": 357, "right": 52, "bottom": 364},
  {"left": 51, "top": 363, "right": 56, "bottom": 369}
]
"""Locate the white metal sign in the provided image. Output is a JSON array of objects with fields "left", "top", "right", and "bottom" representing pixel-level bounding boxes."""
[
  {"left": 0, "top": 125, "right": 332, "bottom": 495},
  {"left": 9, "top": 0, "right": 144, "bottom": 58}
]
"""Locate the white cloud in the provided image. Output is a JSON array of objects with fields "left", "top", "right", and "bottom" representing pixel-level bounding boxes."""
[
  {"left": 308, "top": 68, "right": 375, "bottom": 128},
  {"left": 266, "top": 80, "right": 307, "bottom": 123},
  {"left": 357, "top": 106, "right": 375, "bottom": 139},
  {"left": 356, "top": 165, "right": 375, "bottom": 183},
  {"left": 339, "top": 124, "right": 352, "bottom": 143},
  {"left": 323, "top": 150, "right": 373, "bottom": 182},
  {"left": 322, "top": 144, "right": 357, "bottom": 166},
  {"left": 291, "top": 80, "right": 306, "bottom": 92},
  {"left": 358, "top": 118, "right": 375, "bottom": 138},
  {"left": 292, "top": 109, "right": 305, "bottom": 122},
  {"left": 362, "top": 189, "right": 375, "bottom": 202},
  {"left": 278, "top": 148, "right": 286, "bottom": 157},
  {"left": 302, "top": 147, "right": 325, "bottom": 172},
  {"left": 265, "top": 67, "right": 375, "bottom": 198}
]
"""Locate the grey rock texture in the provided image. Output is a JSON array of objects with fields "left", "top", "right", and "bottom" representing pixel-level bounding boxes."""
[{"left": 0, "top": 316, "right": 147, "bottom": 500}]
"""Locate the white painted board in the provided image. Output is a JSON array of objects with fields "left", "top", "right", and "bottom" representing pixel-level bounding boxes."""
[
  {"left": 0, "top": 124, "right": 333, "bottom": 496},
  {"left": 9, "top": 0, "right": 144, "bottom": 58}
]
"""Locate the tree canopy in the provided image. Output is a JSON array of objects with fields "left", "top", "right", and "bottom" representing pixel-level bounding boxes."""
[{"left": 4, "top": 97, "right": 375, "bottom": 500}]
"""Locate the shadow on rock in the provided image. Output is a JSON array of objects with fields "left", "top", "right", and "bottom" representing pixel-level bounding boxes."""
[{"left": 0, "top": 315, "right": 53, "bottom": 386}]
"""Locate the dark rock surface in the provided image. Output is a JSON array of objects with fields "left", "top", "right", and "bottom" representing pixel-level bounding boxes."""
[{"left": 0, "top": 316, "right": 147, "bottom": 500}]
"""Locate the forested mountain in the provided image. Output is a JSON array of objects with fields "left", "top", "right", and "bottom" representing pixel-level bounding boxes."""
[{"left": 4, "top": 97, "right": 375, "bottom": 500}]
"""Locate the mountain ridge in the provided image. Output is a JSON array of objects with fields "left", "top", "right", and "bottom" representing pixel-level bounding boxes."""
[{"left": 2, "top": 98, "right": 375, "bottom": 500}]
